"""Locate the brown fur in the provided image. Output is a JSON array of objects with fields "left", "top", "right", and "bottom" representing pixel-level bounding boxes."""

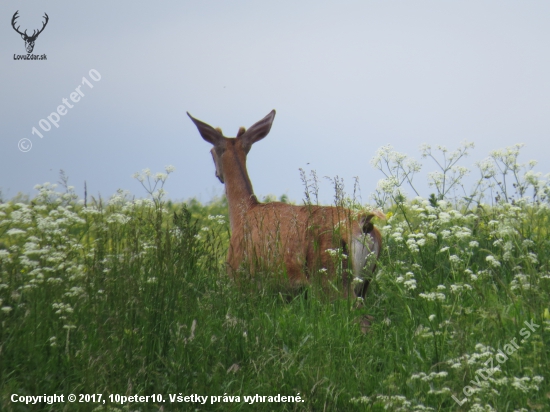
[{"left": 188, "top": 110, "right": 383, "bottom": 297}]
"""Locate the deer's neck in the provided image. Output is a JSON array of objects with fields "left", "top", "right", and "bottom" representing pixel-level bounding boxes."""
[{"left": 222, "top": 150, "right": 259, "bottom": 232}]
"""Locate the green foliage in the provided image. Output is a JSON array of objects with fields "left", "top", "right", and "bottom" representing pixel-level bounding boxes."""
[{"left": 1, "top": 145, "right": 550, "bottom": 411}]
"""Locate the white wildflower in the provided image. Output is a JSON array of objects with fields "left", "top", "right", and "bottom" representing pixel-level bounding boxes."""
[
  {"left": 486, "top": 255, "right": 501, "bottom": 267},
  {"left": 6, "top": 228, "right": 26, "bottom": 236},
  {"left": 419, "top": 292, "right": 446, "bottom": 301},
  {"left": 404, "top": 278, "right": 417, "bottom": 290},
  {"left": 352, "top": 277, "right": 364, "bottom": 287},
  {"left": 449, "top": 255, "right": 461, "bottom": 263}
]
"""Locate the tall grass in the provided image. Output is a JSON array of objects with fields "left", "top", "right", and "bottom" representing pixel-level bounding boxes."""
[{"left": 1, "top": 144, "right": 549, "bottom": 411}]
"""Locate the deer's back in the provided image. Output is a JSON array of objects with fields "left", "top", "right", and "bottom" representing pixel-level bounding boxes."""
[{"left": 228, "top": 202, "right": 368, "bottom": 285}]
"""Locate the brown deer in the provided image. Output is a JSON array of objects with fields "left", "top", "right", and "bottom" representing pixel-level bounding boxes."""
[{"left": 188, "top": 110, "right": 383, "bottom": 298}]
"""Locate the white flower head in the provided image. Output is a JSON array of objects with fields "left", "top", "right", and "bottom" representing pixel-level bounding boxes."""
[{"left": 486, "top": 255, "right": 501, "bottom": 267}]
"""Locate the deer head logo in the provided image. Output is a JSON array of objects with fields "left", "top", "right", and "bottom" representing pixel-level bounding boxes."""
[{"left": 11, "top": 11, "right": 49, "bottom": 54}]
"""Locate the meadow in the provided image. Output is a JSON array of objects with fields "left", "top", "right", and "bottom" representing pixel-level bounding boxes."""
[{"left": 1, "top": 143, "right": 549, "bottom": 411}]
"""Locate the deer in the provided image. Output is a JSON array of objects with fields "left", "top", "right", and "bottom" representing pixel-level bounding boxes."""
[
  {"left": 11, "top": 11, "right": 49, "bottom": 54},
  {"left": 188, "top": 110, "right": 384, "bottom": 300}
]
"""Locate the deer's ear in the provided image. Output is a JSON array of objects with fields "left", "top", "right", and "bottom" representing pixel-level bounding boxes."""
[
  {"left": 239, "top": 110, "right": 276, "bottom": 151},
  {"left": 187, "top": 112, "right": 225, "bottom": 147},
  {"left": 21, "top": 34, "right": 25, "bottom": 40}
]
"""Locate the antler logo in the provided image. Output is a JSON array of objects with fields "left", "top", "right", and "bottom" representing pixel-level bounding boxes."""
[{"left": 11, "top": 10, "right": 49, "bottom": 53}]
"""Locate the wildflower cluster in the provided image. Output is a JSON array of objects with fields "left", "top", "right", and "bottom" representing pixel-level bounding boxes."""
[
  {"left": 1, "top": 142, "right": 549, "bottom": 411},
  {"left": 0, "top": 169, "right": 229, "bottom": 406},
  {"left": 365, "top": 142, "right": 549, "bottom": 411}
]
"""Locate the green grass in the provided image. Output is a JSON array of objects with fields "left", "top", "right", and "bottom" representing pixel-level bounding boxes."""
[{"left": 1, "top": 168, "right": 550, "bottom": 411}]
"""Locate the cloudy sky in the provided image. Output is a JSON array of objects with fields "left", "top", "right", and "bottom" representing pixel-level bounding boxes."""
[{"left": 1, "top": 1, "right": 549, "bottom": 204}]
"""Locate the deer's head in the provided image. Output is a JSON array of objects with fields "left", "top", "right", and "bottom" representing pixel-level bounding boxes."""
[
  {"left": 188, "top": 110, "right": 276, "bottom": 184},
  {"left": 12, "top": 11, "right": 49, "bottom": 53}
]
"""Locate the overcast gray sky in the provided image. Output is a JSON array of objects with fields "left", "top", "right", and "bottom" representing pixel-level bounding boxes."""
[{"left": 1, "top": 1, "right": 549, "bottom": 204}]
